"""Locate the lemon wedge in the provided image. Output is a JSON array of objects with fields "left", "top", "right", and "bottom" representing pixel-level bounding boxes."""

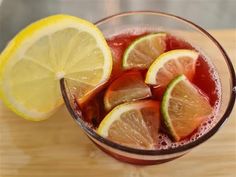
[
  {"left": 122, "top": 33, "right": 166, "bottom": 69},
  {"left": 161, "top": 75, "right": 213, "bottom": 141},
  {"left": 97, "top": 100, "right": 160, "bottom": 149},
  {"left": 145, "top": 49, "right": 198, "bottom": 86}
]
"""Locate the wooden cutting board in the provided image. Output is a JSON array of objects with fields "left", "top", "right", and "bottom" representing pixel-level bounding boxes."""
[{"left": 0, "top": 30, "right": 235, "bottom": 177}]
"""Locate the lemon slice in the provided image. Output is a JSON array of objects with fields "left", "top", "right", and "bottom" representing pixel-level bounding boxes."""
[
  {"left": 104, "top": 71, "right": 152, "bottom": 111},
  {"left": 0, "top": 14, "right": 112, "bottom": 121},
  {"left": 161, "top": 75, "right": 213, "bottom": 141},
  {"left": 97, "top": 100, "right": 160, "bottom": 149},
  {"left": 145, "top": 49, "right": 198, "bottom": 87},
  {"left": 122, "top": 33, "right": 166, "bottom": 69}
]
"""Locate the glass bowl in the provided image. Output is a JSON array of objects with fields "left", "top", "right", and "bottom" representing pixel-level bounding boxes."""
[{"left": 60, "top": 11, "right": 236, "bottom": 165}]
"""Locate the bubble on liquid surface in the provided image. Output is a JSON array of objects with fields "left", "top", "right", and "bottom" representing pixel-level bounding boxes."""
[{"left": 155, "top": 104, "right": 221, "bottom": 150}]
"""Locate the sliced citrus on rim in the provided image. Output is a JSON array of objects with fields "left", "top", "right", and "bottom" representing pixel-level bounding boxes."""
[
  {"left": 97, "top": 100, "right": 160, "bottom": 150},
  {"left": 104, "top": 71, "right": 152, "bottom": 111},
  {"left": 122, "top": 33, "right": 166, "bottom": 69},
  {"left": 145, "top": 49, "right": 199, "bottom": 87},
  {"left": 0, "top": 14, "right": 112, "bottom": 121},
  {"left": 161, "top": 75, "right": 213, "bottom": 141}
]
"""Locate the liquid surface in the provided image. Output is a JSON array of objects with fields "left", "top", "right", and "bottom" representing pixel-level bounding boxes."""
[{"left": 76, "top": 31, "right": 221, "bottom": 149}]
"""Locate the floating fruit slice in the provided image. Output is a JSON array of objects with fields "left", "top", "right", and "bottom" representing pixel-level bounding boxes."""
[
  {"left": 122, "top": 33, "right": 166, "bottom": 69},
  {"left": 0, "top": 14, "right": 112, "bottom": 121},
  {"left": 97, "top": 100, "right": 161, "bottom": 149},
  {"left": 161, "top": 75, "right": 213, "bottom": 141},
  {"left": 145, "top": 49, "right": 198, "bottom": 87},
  {"left": 104, "top": 71, "right": 152, "bottom": 111}
]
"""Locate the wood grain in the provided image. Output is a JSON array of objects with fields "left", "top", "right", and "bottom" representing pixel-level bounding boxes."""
[{"left": 0, "top": 30, "right": 235, "bottom": 177}]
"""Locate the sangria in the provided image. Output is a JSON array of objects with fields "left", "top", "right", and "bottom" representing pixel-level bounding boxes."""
[{"left": 61, "top": 12, "right": 236, "bottom": 164}]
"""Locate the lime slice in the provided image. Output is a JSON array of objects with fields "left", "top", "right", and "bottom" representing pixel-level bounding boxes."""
[
  {"left": 122, "top": 33, "right": 166, "bottom": 69},
  {"left": 0, "top": 14, "right": 112, "bottom": 121},
  {"left": 161, "top": 75, "right": 213, "bottom": 141},
  {"left": 97, "top": 100, "right": 160, "bottom": 149},
  {"left": 145, "top": 49, "right": 198, "bottom": 87},
  {"left": 104, "top": 71, "right": 152, "bottom": 111}
]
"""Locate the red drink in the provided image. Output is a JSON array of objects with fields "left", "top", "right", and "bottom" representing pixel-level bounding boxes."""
[
  {"left": 60, "top": 12, "right": 235, "bottom": 165},
  {"left": 76, "top": 31, "right": 220, "bottom": 151}
]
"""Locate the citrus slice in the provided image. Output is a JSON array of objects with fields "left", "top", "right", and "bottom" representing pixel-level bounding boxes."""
[
  {"left": 0, "top": 14, "right": 112, "bottom": 121},
  {"left": 161, "top": 75, "right": 213, "bottom": 141},
  {"left": 122, "top": 33, "right": 166, "bottom": 69},
  {"left": 104, "top": 71, "right": 152, "bottom": 111},
  {"left": 97, "top": 100, "right": 160, "bottom": 149},
  {"left": 145, "top": 49, "right": 199, "bottom": 87}
]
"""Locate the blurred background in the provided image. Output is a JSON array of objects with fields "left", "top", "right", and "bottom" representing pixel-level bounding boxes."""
[{"left": 0, "top": 0, "right": 235, "bottom": 51}]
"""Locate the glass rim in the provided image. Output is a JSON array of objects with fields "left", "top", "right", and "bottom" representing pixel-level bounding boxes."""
[{"left": 60, "top": 11, "right": 236, "bottom": 156}]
